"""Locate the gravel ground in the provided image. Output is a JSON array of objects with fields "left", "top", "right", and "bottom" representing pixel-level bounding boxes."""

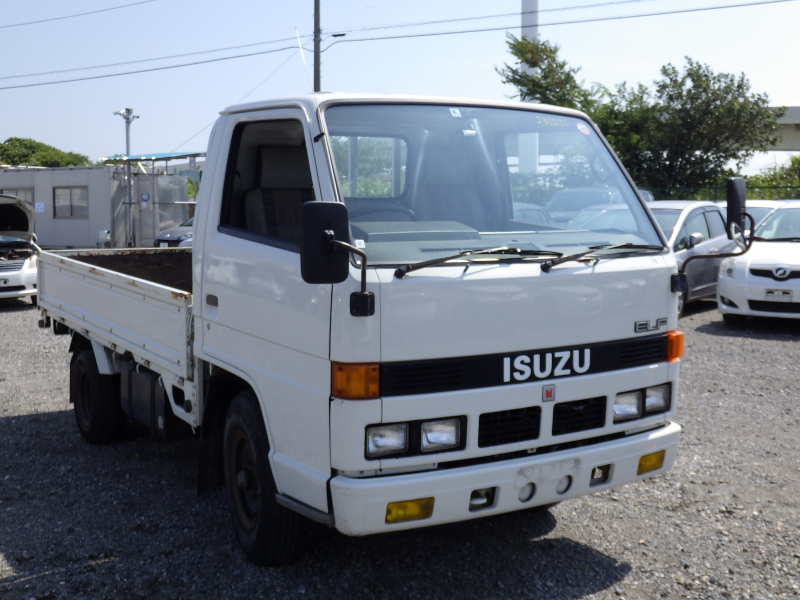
[{"left": 1, "top": 296, "right": 798, "bottom": 600}]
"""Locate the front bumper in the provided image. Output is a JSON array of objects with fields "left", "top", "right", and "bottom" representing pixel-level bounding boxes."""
[
  {"left": 718, "top": 274, "right": 800, "bottom": 319},
  {"left": 0, "top": 265, "right": 37, "bottom": 299},
  {"left": 330, "top": 420, "right": 680, "bottom": 536}
]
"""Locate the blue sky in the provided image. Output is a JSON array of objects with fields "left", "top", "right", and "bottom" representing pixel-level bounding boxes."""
[{"left": 1, "top": 0, "right": 798, "bottom": 173}]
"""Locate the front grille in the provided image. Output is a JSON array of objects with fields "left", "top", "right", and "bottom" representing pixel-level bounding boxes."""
[
  {"left": 0, "top": 260, "right": 24, "bottom": 273},
  {"left": 620, "top": 337, "right": 666, "bottom": 368},
  {"left": 478, "top": 406, "right": 541, "bottom": 447},
  {"left": 382, "top": 361, "right": 463, "bottom": 395},
  {"left": 750, "top": 268, "right": 800, "bottom": 281},
  {"left": 748, "top": 300, "right": 800, "bottom": 314},
  {"left": 552, "top": 396, "right": 607, "bottom": 436}
]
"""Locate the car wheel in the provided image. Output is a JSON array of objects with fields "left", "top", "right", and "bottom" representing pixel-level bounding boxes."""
[
  {"left": 30, "top": 294, "right": 37, "bottom": 306},
  {"left": 722, "top": 313, "right": 747, "bottom": 327},
  {"left": 223, "top": 391, "right": 306, "bottom": 566},
  {"left": 70, "top": 349, "right": 123, "bottom": 444}
]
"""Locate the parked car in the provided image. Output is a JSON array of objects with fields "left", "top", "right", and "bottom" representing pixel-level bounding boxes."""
[
  {"left": 0, "top": 194, "right": 37, "bottom": 304},
  {"left": 154, "top": 216, "right": 194, "bottom": 247},
  {"left": 544, "top": 188, "right": 623, "bottom": 224},
  {"left": 512, "top": 202, "right": 555, "bottom": 226},
  {"left": 647, "top": 201, "right": 733, "bottom": 313},
  {"left": 717, "top": 204, "right": 800, "bottom": 325},
  {"left": 716, "top": 199, "right": 797, "bottom": 232},
  {"left": 566, "top": 204, "right": 635, "bottom": 232}
]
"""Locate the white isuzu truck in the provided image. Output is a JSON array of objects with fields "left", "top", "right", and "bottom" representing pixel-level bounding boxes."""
[{"left": 37, "top": 93, "right": 690, "bottom": 566}]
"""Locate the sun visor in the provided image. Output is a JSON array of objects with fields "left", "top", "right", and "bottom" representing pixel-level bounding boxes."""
[{"left": 0, "top": 194, "right": 34, "bottom": 243}]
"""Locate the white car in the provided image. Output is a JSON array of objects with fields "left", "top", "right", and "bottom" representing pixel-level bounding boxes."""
[
  {"left": 0, "top": 194, "right": 37, "bottom": 304},
  {"left": 718, "top": 204, "right": 800, "bottom": 325},
  {"left": 716, "top": 199, "right": 797, "bottom": 232}
]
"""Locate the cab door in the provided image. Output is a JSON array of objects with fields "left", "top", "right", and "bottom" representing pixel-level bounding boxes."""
[{"left": 197, "top": 109, "right": 333, "bottom": 512}]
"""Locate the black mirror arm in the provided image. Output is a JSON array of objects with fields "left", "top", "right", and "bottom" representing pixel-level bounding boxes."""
[
  {"left": 325, "top": 231, "right": 368, "bottom": 295},
  {"left": 678, "top": 213, "right": 755, "bottom": 276}
]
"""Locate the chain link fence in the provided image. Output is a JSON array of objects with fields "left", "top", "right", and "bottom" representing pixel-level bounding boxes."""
[{"left": 648, "top": 186, "right": 800, "bottom": 201}]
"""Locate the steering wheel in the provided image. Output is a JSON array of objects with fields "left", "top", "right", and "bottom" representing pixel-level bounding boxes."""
[{"left": 349, "top": 205, "right": 416, "bottom": 220}]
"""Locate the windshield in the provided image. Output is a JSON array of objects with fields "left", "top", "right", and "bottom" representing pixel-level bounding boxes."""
[
  {"left": 0, "top": 234, "right": 27, "bottom": 245},
  {"left": 650, "top": 209, "right": 682, "bottom": 240},
  {"left": 755, "top": 206, "right": 800, "bottom": 240},
  {"left": 323, "top": 103, "right": 663, "bottom": 264}
]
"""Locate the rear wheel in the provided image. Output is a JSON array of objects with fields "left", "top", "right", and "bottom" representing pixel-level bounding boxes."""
[
  {"left": 722, "top": 313, "right": 747, "bottom": 327},
  {"left": 70, "top": 349, "right": 122, "bottom": 444},
  {"left": 223, "top": 391, "right": 305, "bottom": 566},
  {"left": 677, "top": 291, "right": 688, "bottom": 316}
]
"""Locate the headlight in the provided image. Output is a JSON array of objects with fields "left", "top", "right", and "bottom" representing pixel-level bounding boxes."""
[
  {"left": 177, "top": 232, "right": 193, "bottom": 242},
  {"left": 614, "top": 391, "right": 642, "bottom": 422},
  {"left": 366, "top": 424, "right": 408, "bottom": 458},
  {"left": 719, "top": 257, "right": 737, "bottom": 278},
  {"left": 421, "top": 418, "right": 460, "bottom": 452},
  {"left": 645, "top": 384, "right": 671, "bottom": 413}
]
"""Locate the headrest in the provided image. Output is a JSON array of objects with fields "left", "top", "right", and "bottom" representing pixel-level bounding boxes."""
[
  {"left": 257, "top": 144, "right": 313, "bottom": 189},
  {"left": 422, "top": 148, "right": 470, "bottom": 185}
]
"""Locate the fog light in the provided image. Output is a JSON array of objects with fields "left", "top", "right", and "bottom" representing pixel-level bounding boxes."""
[
  {"left": 518, "top": 482, "right": 536, "bottom": 503},
  {"left": 556, "top": 475, "right": 572, "bottom": 495},
  {"left": 366, "top": 423, "right": 408, "bottom": 458},
  {"left": 645, "top": 384, "right": 671, "bottom": 413},
  {"left": 637, "top": 450, "right": 666, "bottom": 475},
  {"left": 421, "top": 418, "right": 460, "bottom": 452},
  {"left": 385, "top": 497, "right": 434, "bottom": 524},
  {"left": 614, "top": 391, "right": 642, "bottom": 422}
]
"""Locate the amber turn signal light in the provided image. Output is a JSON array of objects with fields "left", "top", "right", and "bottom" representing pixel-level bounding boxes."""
[
  {"left": 666, "top": 330, "right": 684, "bottom": 362},
  {"left": 332, "top": 362, "right": 380, "bottom": 399}
]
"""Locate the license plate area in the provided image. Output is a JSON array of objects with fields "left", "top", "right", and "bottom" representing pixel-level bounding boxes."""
[{"left": 766, "top": 289, "right": 792, "bottom": 302}]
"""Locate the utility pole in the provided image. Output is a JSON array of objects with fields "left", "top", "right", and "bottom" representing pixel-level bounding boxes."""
[
  {"left": 114, "top": 108, "right": 139, "bottom": 247},
  {"left": 520, "top": 0, "right": 539, "bottom": 75},
  {"left": 519, "top": 1, "right": 539, "bottom": 174},
  {"left": 313, "top": 0, "right": 321, "bottom": 92}
]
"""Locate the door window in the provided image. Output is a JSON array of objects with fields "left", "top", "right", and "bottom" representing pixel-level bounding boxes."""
[{"left": 705, "top": 209, "right": 726, "bottom": 238}]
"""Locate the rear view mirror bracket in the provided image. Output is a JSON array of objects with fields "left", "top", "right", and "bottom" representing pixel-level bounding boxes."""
[{"left": 325, "top": 232, "right": 375, "bottom": 317}]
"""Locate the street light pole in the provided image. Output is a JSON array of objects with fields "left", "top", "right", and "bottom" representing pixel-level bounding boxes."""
[{"left": 114, "top": 108, "right": 139, "bottom": 246}]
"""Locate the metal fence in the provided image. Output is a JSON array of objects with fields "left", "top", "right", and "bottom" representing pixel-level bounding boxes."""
[{"left": 648, "top": 186, "right": 800, "bottom": 201}]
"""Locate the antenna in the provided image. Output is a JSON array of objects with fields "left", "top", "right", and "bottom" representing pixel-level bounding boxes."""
[{"left": 295, "top": 29, "right": 314, "bottom": 91}]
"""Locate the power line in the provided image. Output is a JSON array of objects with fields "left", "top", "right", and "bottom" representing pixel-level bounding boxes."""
[
  {"left": 0, "top": 0, "right": 794, "bottom": 90},
  {"left": 0, "top": 0, "right": 159, "bottom": 30},
  {"left": 322, "top": 0, "right": 798, "bottom": 50},
  {"left": 0, "top": 35, "right": 310, "bottom": 81},
  {"left": 0, "top": 46, "right": 298, "bottom": 91}
]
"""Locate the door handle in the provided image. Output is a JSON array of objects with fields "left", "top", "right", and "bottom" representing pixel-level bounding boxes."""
[{"left": 206, "top": 294, "right": 218, "bottom": 307}]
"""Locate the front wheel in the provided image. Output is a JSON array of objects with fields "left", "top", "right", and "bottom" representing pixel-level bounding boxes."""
[
  {"left": 223, "top": 391, "right": 305, "bottom": 566},
  {"left": 70, "top": 349, "right": 122, "bottom": 444}
]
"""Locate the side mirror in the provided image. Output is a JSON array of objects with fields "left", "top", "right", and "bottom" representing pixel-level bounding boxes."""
[
  {"left": 726, "top": 177, "right": 746, "bottom": 239},
  {"left": 301, "top": 201, "right": 350, "bottom": 284},
  {"left": 689, "top": 232, "right": 705, "bottom": 248}
]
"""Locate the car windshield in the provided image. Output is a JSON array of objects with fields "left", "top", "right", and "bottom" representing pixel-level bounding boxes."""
[
  {"left": 323, "top": 103, "right": 663, "bottom": 264},
  {"left": 181, "top": 216, "right": 194, "bottom": 227},
  {"left": 650, "top": 209, "right": 682, "bottom": 240},
  {"left": 745, "top": 206, "right": 773, "bottom": 226},
  {"left": 754, "top": 206, "right": 800, "bottom": 240}
]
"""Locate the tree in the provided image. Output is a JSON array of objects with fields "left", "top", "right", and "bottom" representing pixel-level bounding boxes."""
[
  {"left": 0, "top": 137, "right": 90, "bottom": 167},
  {"left": 499, "top": 37, "right": 784, "bottom": 196},
  {"left": 497, "top": 34, "right": 598, "bottom": 111},
  {"left": 744, "top": 155, "right": 800, "bottom": 199}
]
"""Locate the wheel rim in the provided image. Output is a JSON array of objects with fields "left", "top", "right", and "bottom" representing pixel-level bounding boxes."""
[
  {"left": 75, "top": 365, "right": 92, "bottom": 431},
  {"left": 229, "top": 429, "right": 259, "bottom": 531},
  {"left": 677, "top": 292, "right": 685, "bottom": 314}
]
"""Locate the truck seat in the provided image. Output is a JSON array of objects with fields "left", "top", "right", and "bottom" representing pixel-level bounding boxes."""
[
  {"left": 415, "top": 149, "right": 487, "bottom": 231},
  {"left": 244, "top": 144, "right": 315, "bottom": 243}
]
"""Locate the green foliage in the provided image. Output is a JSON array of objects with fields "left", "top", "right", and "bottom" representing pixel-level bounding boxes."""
[
  {"left": 499, "top": 39, "right": 783, "bottom": 194},
  {"left": 329, "top": 136, "right": 405, "bottom": 197},
  {"left": 497, "top": 35, "right": 599, "bottom": 111},
  {"left": 0, "top": 137, "right": 90, "bottom": 167}
]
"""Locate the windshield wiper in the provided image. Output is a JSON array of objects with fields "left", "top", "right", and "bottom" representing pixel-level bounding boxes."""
[
  {"left": 394, "top": 247, "right": 563, "bottom": 279},
  {"left": 540, "top": 243, "right": 664, "bottom": 273}
]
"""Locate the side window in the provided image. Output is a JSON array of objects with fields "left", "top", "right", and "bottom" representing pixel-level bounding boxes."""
[
  {"left": 53, "top": 187, "right": 88, "bottom": 219},
  {"left": 685, "top": 211, "right": 710, "bottom": 241},
  {"left": 219, "top": 119, "right": 315, "bottom": 247},
  {"left": 705, "top": 209, "right": 726, "bottom": 238},
  {"left": 1, "top": 188, "right": 34, "bottom": 204}
]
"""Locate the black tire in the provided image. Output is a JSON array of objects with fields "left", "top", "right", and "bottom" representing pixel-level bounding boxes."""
[
  {"left": 722, "top": 313, "right": 747, "bottom": 327},
  {"left": 677, "top": 291, "right": 688, "bottom": 316},
  {"left": 223, "top": 391, "right": 305, "bottom": 566},
  {"left": 30, "top": 294, "right": 37, "bottom": 307},
  {"left": 70, "top": 349, "right": 123, "bottom": 444}
]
